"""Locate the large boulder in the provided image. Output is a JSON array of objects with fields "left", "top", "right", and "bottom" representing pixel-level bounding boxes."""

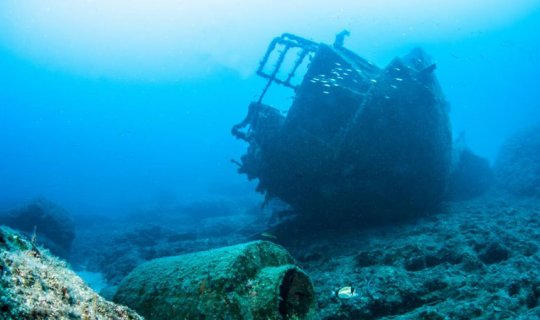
[
  {"left": 0, "top": 226, "right": 142, "bottom": 320},
  {"left": 495, "top": 124, "right": 540, "bottom": 197},
  {"left": 0, "top": 199, "right": 75, "bottom": 259},
  {"left": 446, "top": 134, "right": 494, "bottom": 201}
]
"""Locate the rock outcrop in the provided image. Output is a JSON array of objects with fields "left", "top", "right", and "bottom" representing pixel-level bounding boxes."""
[
  {"left": 0, "top": 199, "right": 75, "bottom": 259},
  {"left": 0, "top": 226, "right": 142, "bottom": 320},
  {"left": 495, "top": 124, "right": 540, "bottom": 198}
]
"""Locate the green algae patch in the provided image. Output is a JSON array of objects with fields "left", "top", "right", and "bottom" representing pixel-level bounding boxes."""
[
  {"left": 114, "top": 240, "right": 317, "bottom": 319},
  {"left": 0, "top": 226, "right": 142, "bottom": 320}
]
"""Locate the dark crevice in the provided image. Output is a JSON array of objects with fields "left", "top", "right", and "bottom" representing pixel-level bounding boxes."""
[{"left": 278, "top": 269, "right": 313, "bottom": 319}]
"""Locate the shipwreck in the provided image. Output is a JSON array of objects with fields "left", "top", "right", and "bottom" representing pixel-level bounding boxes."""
[{"left": 232, "top": 32, "right": 452, "bottom": 225}]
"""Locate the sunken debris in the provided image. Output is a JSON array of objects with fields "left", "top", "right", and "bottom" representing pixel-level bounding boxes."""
[{"left": 232, "top": 33, "right": 452, "bottom": 225}]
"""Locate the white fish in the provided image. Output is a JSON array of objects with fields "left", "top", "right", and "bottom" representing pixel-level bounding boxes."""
[
  {"left": 323, "top": 84, "right": 331, "bottom": 87},
  {"left": 390, "top": 85, "right": 398, "bottom": 89},
  {"left": 322, "top": 91, "right": 330, "bottom": 94},
  {"left": 394, "top": 77, "right": 403, "bottom": 81},
  {"left": 337, "top": 286, "right": 359, "bottom": 299},
  {"left": 370, "top": 79, "right": 377, "bottom": 83}
]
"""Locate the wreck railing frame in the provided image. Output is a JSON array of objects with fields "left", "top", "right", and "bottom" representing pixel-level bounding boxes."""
[{"left": 256, "top": 33, "right": 319, "bottom": 104}]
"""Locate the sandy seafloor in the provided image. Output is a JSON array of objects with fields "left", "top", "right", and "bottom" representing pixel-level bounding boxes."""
[{"left": 69, "top": 191, "right": 540, "bottom": 319}]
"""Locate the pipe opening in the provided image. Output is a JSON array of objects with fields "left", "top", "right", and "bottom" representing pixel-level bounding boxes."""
[{"left": 278, "top": 269, "right": 314, "bottom": 319}]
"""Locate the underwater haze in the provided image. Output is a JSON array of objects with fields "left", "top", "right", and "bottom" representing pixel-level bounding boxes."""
[
  {"left": 1, "top": 1, "right": 540, "bottom": 215},
  {"left": 3, "top": 1, "right": 540, "bottom": 319}
]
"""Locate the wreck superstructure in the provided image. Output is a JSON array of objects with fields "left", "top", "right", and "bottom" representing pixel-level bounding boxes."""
[{"left": 233, "top": 32, "right": 452, "bottom": 224}]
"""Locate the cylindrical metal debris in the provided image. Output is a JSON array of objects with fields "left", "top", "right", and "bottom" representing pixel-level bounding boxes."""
[{"left": 113, "top": 241, "right": 317, "bottom": 320}]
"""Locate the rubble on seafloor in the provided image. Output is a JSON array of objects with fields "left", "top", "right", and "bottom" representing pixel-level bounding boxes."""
[
  {"left": 68, "top": 194, "right": 540, "bottom": 319},
  {"left": 285, "top": 195, "right": 540, "bottom": 319}
]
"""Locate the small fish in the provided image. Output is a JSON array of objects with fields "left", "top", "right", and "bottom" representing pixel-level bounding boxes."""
[
  {"left": 323, "top": 84, "right": 331, "bottom": 87},
  {"left": 384, "top": 95, "right": 391, "bottom": 99},
  {"left": 335, "top": 62, "right": 341, "bottom": 66},
  {"left": 390, "top": 85, "right": 398, "bottom": 89},
  {"left": 260, "top": 232, "right": 277, "bottom": 240},
  {"left": 393, "top": 67, "right": 401, "bottom": 71},
  {"left": 337, "top": 76, "right": 344, "bottom": 80},
  {"left": 309, "top": 80, "right": 317, "bottom": 83},
  {"left": 370, "top": 79, "right": 377, "bottom": 83},
  {"left": 337, "top": 286, "right": 359, "bottom": 299},
  {"left": 342, "top": 72, "right": 349, "bottom": 76},
  {"left": 394, "top": 77, "right": 403, "bottom": 81},
  {"left": 322, "top": 91, "right": 330, "bottom": 94}
]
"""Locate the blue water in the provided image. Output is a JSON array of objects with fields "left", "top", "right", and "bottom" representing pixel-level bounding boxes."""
[
  {"left": 1, "top": 2, "right": 539, "bottom": 216},
  {"left": 0, "top": 58, "right": 255, "bottom": 215}
]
